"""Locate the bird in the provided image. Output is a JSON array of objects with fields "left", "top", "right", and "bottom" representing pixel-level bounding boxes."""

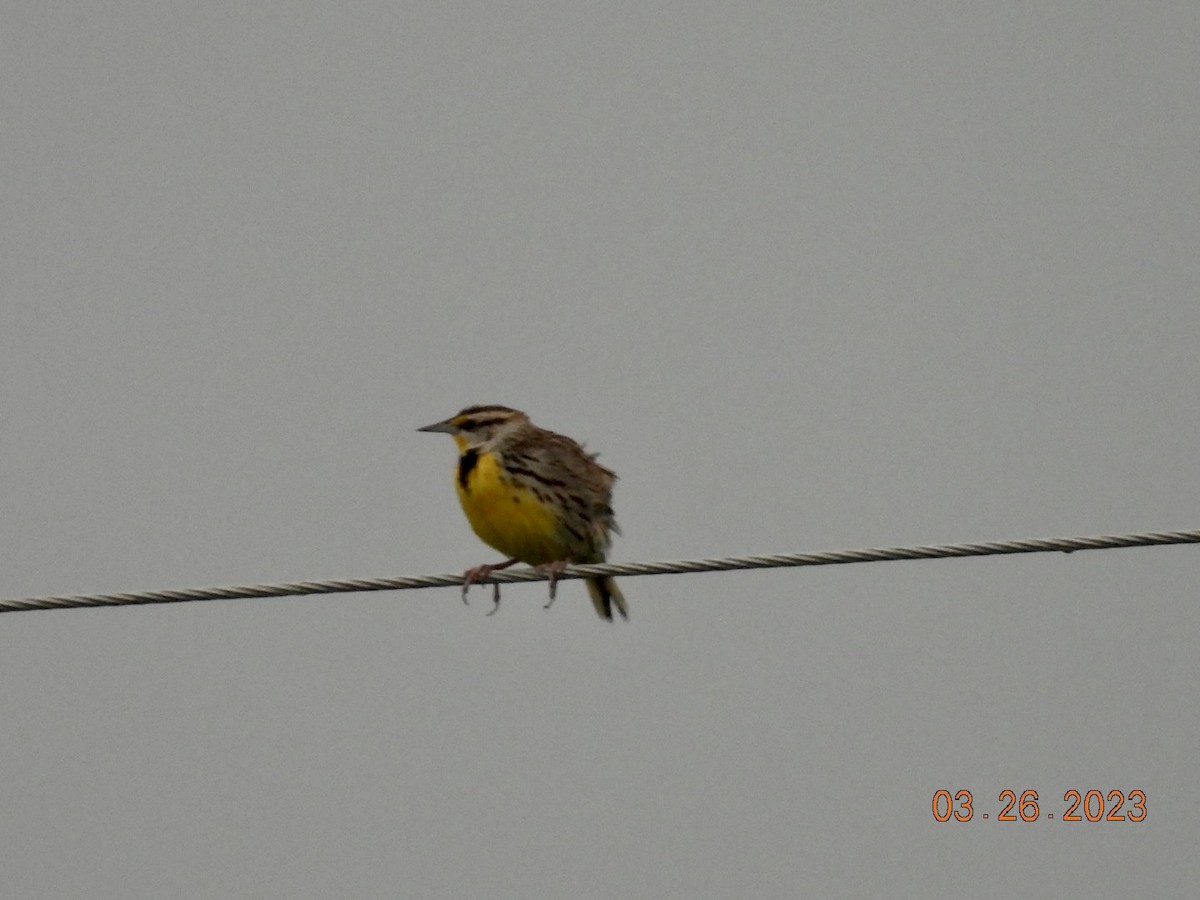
[{"left": 418, "top": 405, "right": 628, "bottom": 621}]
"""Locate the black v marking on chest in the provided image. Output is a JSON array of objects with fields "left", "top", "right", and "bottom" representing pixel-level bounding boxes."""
[{"left": 458, "top": 448, "right": 480, "bottom": 491}]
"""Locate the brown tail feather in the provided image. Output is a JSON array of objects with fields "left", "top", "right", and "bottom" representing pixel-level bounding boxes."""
[{"left": 584, "top": 576, "right": 628, "bottom": 621}]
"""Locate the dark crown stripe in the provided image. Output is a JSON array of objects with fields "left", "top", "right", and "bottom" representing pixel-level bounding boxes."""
[{"left": 458, "top": 405, "right": 517, "bottom": 416}]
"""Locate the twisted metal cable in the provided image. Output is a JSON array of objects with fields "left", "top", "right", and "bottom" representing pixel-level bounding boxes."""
[{"left": 2, "top": 529, "right": 1197, "bottom": 614}]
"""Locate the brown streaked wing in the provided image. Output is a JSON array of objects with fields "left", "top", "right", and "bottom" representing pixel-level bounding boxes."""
[{"left": 504, "top": 426, "right": 619, "bottom": 560}]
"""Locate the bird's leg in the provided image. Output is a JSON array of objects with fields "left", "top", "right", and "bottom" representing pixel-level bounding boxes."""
[
  {"left": 538, "top": 560, "right": 571, "bottom": 609},
  {"left": 462, "top": 558, "right": 518, "bottom": 613}
]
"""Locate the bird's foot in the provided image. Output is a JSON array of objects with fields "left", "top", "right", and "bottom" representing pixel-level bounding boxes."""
[
  {"left": 462, "top": 559, "right": 518, "bottom": 613},
  {"left": 539, "top": 560, "right": 571, "bottom": 609},
  {"left": 485, "top": 581, "right": 502, "bottom": 616}
]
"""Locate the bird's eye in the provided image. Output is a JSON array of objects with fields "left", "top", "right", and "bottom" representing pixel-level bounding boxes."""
[{"left": 460, "top": 421, "right": 477, "bottom": 432}]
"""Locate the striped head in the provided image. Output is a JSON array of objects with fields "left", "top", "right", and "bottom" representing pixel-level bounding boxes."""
[{"left": 417, "top": 405, "right": 531, "bottom": 452}]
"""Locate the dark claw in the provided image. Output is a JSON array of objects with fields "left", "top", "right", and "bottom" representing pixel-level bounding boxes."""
[
  {"left": 461, "top": 558, "right": 517, "bottom": 611},
  {"left": 486, "top": 582, "right": 501, "bottom": 616},
  {"left": 540, "top": 560, "right": 568, "bottom": 610}
]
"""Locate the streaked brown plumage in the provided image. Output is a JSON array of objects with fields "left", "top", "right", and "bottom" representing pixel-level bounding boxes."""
[{"left": 418, "top": 405, "right": 628, "bottom": 621}]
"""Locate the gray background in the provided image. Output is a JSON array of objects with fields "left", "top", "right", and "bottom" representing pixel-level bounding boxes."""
[{"left": 3, "top": 2, "right": 1198, "bottom": 897}]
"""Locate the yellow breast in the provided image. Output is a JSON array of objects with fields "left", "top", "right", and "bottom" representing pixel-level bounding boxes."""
[{"left": 455, "top": 450, "right": 569, "bottom": 565}]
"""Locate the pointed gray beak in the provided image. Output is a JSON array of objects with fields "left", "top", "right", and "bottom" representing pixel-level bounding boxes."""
[{"left": 417, "top": 418, "right": 457, "bottom": 434}]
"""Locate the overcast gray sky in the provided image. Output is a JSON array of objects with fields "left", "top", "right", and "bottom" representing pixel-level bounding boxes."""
[{"left": 3, "top": 2, "right": 1198, "bottom": 897}]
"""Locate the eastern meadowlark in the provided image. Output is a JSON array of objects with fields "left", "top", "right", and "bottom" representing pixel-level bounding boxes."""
[{"left": 418, "top": 405, "right": 628, "bottom": 621}]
